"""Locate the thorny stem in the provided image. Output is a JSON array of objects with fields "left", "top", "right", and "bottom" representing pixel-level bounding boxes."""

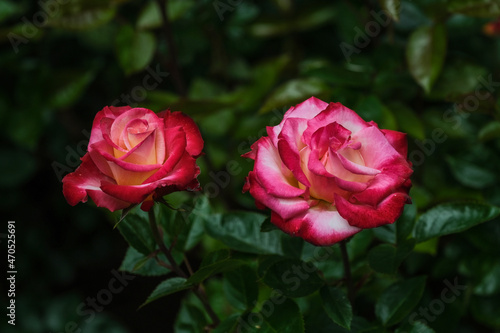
[
  {"left": 148, "top": 209, "right": 220, "bottom": 327},
  {"left": 340, "top": 240, "right": 355, "bottom": 309}
]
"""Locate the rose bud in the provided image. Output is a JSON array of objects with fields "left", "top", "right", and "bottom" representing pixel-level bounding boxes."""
[
  {"left": 243, "top": 97, "right": 413, "bottom": 246},
  {"left": 63, "top": 106, "right": 203, "bottom": 212}
]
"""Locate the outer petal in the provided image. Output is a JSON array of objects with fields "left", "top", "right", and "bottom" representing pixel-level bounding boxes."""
[
  {"left": 335, "top": 192, "right": 411, "bottom": 229},
  {"left": 381, "top": 129, "right": 408, "bottom": 157},
  {"left": 352, "top": 171, "right": 410, "bottom": 206},
  {"left": 62, "top": 154, "right": 130, "bottom": 212},
  {"left": 159, "top": 110, "right": 204, "bottom": 157},
  {"left": 272, "top": 202, "right": 361, "bottom": 246},
  {"left": 254, "top": 137, "right": 306, "bottom": 198},
  {"left": 351, "top": 126, "right": 404, "bottom": 169},
  {"left": 246, "top": 171, "right": 310, "bottom": 220}
]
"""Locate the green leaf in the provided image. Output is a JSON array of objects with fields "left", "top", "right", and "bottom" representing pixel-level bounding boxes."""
[
  {"left": 379, "top": 0, "right": 400, "bottom": 21},
  {"left": 119, "top": 247, "right": 171, "bottom": 276},
  {"left": 375, "top": 276, "right": 427, "bottom": 327},
  {"left": 212, "top": 314, "right": 241, "bottom": 333},
  {"left": 50, "top": 70, "right": 96, "bottom": 108},
  {"left": 396, "top": 321, "right": 436, "bottom": 333},
  {"left": 116, "top": 214, "right": 155, "bottom": 256},
  {"left": 137, "top": 0, "right": 195, "bottom": 30},
  {"left": 356, "top": 95, "right": 397, "bottom": 130},
  {"left": 174, "top": 301, "right": 208, "bottom": 333},
  {"left": 187, "top": 249, "right": 243, "bottom": 284},
  {"left": 249, "top": 5, "right": 336, "bottom": 37},
  {"left": 223, "top": 265, "right": 259, "bottom": 310},
  {"left": 46, "top": 0, "right": 117, "bottom": 30},
  {"left": 260, "top": 219, "right": 278, "bottom": 232},
  {"left": 116, "top": 25, "right": 156, "bottom": 75},
  {"left": 397, "top": 204, "right": 417, "bottom": 244},
  {"left": 407, "top": 24, "right": 446, "bottom": 93},
  {"left": 368, "top": 240, "right": 415, "bottom": 275},
  {"left": 320, "top": 286, "right": 353, "bottom": 330},
  {"left": 0, "top": 1, "right": 24, "bottom": 24},
  {"left": 429, "top": 61, "right": 488, "bottom": 100},
  {"left": 203, "top": 211, "right": 284, "bottom": 255},
  {"left": 304, "top": 65, "right": 372, "bottom": 88},
  {"left": 266, "top": 298, "right": 305, "bottom": 333},
  {"left": 448, "top": 0, "right": 500, "bottom": 18},
  {"left": 237, "top": 313, "right": 277, "bottom": 333},
  {"left": 413, "top": 202, "right": 500, "bottom": 242},
  {"left": 141, "top": 277, "right": 192, "bottom": 307},
  {"left": 390, "top": 103, "right": 425, "bottom": 140},
  {"left": 446, "top": 156, "right": 496, "bottom": 189},
  {"left": 259, "top": 78, "right": 330, "bottom": 114},
  {"left": 473, "top": 261, "right": 500, "bottom": 296},
  {"left": 470, "top": 296, "right": 500, "bottom": 328},
  {"left": 368, "top": 244, "right": 398, "bottom": 274},
  {"left": 479, "top": 121, "right": 500, "bottom": 141},
  {"left": 261, "top": 258, "right": 324, "bottom": 297},
  {"left": 157, "top": 199, "right": 205, "bottom": 253},
  {"left": 136, "top": 1, "right": 162, "bottom": 30}
]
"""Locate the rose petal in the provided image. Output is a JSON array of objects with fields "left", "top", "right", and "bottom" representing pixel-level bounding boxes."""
[
  {"left": 62, "top": 154, "right": 130, "bottom": 212},
  {"left": 381, "top": 129, "right": 408, "bottom": 157},
  {"left": 142, "top": 126, "right": 187, "bottom": 183},
  {"left": 335, "top": 192, "right": 411, "bottom": 229},
  {"left": 101, "top": 152, "right": 198, "bottom": 204},
  {"left": 254, "top": 137, "right": 306, "bottom": 198},
  {"left": 269, "top": 96, "right": 328, "bottom": 145},
  {"left": 89, "top": 106, "right": 131, "bottom": 147},
  {"left": 246, "top": 171, "right": 310, "bottom": 220},
  {"left": 110, "top": 108, "right": 162, "bottom": 150},
  {"left": 351, "top": 126, "right": 404, "bottom": 169},
  {"left": 271, "top": 202, "right": 361, "bottom": 246},
  {"left": 302, "top": 102, "right": 369, "bottom": 145},
  {"left": 159, "top": 110, "right": 204, "bottom": 157}
]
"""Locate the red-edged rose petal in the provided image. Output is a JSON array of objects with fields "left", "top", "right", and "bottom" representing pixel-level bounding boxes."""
[
  {"left": 271, "top": 202, "right": 361, "bottom": 246},
  {"left": 62, "top": 154, "right": 130, "bottom": 212},
  {"left": 335, "top": 192, "right": 411, "bottom": 229}
]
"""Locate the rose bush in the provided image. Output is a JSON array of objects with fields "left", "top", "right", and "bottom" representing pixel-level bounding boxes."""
[
  {"left": 243, "top": 97, "right": 413, "bottom": 246},
  {"left": 63, "top": 106, "right": 203, "bottom": 212}
]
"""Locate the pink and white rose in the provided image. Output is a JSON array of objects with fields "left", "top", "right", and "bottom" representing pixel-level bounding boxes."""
[
  {"left": 63, "top": 106, "right": 203, "bottom": 212},
  {"left": 243, "top": 97, "right": 413, "bottom": 246}
]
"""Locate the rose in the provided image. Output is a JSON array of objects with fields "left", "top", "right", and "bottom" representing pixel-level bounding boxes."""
[
  {"left": 63, "top": 106, "right": 203, "bottom": 212},
  {"left": 243, "top": 97, "right": 413, "bottom": 246}
]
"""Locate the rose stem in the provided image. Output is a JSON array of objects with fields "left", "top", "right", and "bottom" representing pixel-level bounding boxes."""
[
  {"left": 339, "top": 240, "right": 355, "bottom": 309},
  {"left": 155, "top": 0, "right": 186, "bottom": 97},
  {"left": 148, "top": 209, "right": 220, "bottom": 326}
]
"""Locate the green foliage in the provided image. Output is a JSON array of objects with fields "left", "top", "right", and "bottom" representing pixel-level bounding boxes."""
[
  {"left": 7, "top": 0, "right": 500, "bottom": 331},
  {"left": 223, "top": 265, "right": 259, "bottom": 310},
  {"left": 413, "top": 202, "right": 500, "bottom": 242},
  {"left": 141, "top": 277, "right": 192, "bottom": 308},
  {"left": 375, "top": 276, "right": 427, "bottom": 327},
  {"left": 320, "top": 286, "right": 353, "bottom": 330},
  {"left": 115, "top": 25, "right": 156, "bottom": 75},
  {"left": 406, "top": 24, "right": 447, "bottom": 93}
]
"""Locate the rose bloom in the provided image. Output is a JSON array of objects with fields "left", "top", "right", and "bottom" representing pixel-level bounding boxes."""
[
  {"left": 243, "top": 97, "right": 413, "bottom": 246},
  {"left": 63, "top": 106, "right": 203, "bottom": 212}
]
